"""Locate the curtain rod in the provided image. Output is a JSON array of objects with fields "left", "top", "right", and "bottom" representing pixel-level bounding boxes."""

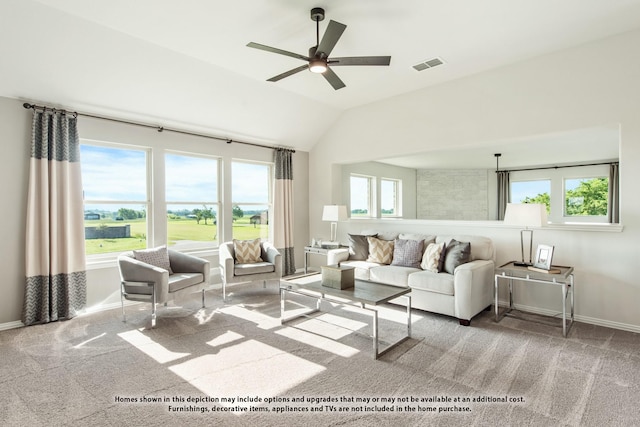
[
  {"left": 22, "top": 102, "right": 295, "bottom": 153},
  {"left": 497, "top": 161, "right": 617, "bottom": 173}
]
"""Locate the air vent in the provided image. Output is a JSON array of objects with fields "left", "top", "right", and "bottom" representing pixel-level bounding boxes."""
[{"left": 412, "top": 57, "right": 444, "bottom": 71}]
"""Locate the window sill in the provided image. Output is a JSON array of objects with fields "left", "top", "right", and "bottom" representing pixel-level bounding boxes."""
[
  {"left": 348, "top": 218, "right": 624, "bottom": 233},
  {"left": 86, "top": 247, "right": 219, "bottom": 270}
]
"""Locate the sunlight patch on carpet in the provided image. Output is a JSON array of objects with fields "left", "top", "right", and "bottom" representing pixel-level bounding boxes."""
[
  {"left": 275, "top": 326, "right": 359, "bottom": 357},
  {"left": 117, "top": 330, "right": 190, "bottom": 364},
  {"left": 169, "top": 339, "right": 325, "bottom": 402}
]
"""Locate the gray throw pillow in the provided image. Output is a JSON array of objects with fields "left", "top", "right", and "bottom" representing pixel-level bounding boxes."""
[
  {"left": 391, "top": 239, "right": 424, "bottom": 268},
  {"left": 443, "top": 239, "right": 471, "bottom": 274},
  {"left": 348, "top": 233, "right": 377, "bottom": 260}
]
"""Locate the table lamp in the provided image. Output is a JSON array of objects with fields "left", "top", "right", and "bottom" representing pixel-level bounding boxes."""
[
  {"left": 503, "top": 203, "right": 547, "bottom": 266},
  {"left": 322, "top": 205, "right": 348, "bottom": 243}
]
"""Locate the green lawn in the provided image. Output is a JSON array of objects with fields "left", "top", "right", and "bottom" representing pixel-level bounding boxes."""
[{"left": 85, "top": 215, "right": 267, "bottom": 255}]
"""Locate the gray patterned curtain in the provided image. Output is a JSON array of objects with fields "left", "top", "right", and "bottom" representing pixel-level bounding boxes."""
[
  {"left": 23, "top": 109, "right": 87, "bottom": 325},
  {"left": 273, "top": 148, "right": 295, "bottom": 276},
  {"left": 497, "top": 170, "right": 510, "bottom": 220},
  {"left": 608, "top": 162, "right": 619, "bottom": 223}
]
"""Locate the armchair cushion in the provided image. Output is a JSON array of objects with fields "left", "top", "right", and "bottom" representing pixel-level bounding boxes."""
[
  {"left": 234, "top": 262, "right": 276, "bottom": 276},
  {"left": 233, "top": 238, "right": 263, "bottom": 264},
  {"left": 133, "top": 245, "right": 173, "bottom": 274}
]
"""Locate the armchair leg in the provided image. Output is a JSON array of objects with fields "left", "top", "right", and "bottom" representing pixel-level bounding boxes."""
[
  {"left": 263, "top": 280, "right": 267, "bottom": 289},
  {"left": 120, "top": 281, "right": 126, "bottom": 323},
  {"left": 151, "top": 284, "right": 157, "bottom": 328},
  {"left": 222, "top": 278, "right": 227, "bottom": 302},
  {"left": 202, "top": 289, "right": 206, "bottom": 308}
]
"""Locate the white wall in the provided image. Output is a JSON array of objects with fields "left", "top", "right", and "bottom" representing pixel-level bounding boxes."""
[
  {"left": 0, "top": 96, "right": 309, "bottom": 325},
  {"left": 309, "top": 29, "right": 640, "bottom": 331}
]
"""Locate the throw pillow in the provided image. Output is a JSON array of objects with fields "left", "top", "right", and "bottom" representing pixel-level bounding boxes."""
[
  {"left": 391, "top": 239, "right": 424, "bottom": 268},
  {"left": 133, "top": 245, "right": 173, "bottom": 273},
  {"left": 443, "top": 239, "right": 472, "bottom": 274},
  {"left": 348, "top": 233, "right": 376, "bottom": 260},
  {"left": 421, "top": 242, "right": 446, "bottom": 272},
  {"left": 366, "top": 236, "right": 394, "bottom": 264},
  {"left": 233, "top": 238, "right": 263, "bottom": 264}
]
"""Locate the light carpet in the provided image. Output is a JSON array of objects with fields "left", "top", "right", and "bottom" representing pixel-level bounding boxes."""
[{"left": 1, "top": 283, "right": 638, "bottom": 427}]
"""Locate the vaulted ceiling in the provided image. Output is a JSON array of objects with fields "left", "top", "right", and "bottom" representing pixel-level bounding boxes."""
[{"left": 2, "top": 0, "right": 639, "bottom": 151}]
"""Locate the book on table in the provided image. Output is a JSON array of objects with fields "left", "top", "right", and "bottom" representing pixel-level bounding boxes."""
[{"left": 527, "top": 266, "right": 561, "bottom": 274}]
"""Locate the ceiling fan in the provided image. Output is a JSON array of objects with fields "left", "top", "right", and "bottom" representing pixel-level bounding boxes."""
[{"left": 247, "top": 7, "right": 391, "bottom": 90}]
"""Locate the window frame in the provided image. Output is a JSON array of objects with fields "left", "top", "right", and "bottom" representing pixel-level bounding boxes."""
[
  {"left": 509, "top": 164, "right": 611, "bottom": 224},
  {"left": 231, "top": 159, "right": 274, "bottom": 241},
  {"left": 380, "top": 177, "right": 402, "bottom": 218},
  {"left": 349, "top": 173, "right": 375, "bottom": 219},
  {"left": 80, "top": 140, "right": 151, "bottom": 260},
  {"left": 165, "top": 150, "right": 222, "bottom": 250}
]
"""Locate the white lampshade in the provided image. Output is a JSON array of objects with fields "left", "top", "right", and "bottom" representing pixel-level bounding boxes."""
[
  {"left": 322, "top": 205, "right": 348, "bottom": 222},
  {"left": 503, "top": 203, "right": 547, "bottom": 228}
]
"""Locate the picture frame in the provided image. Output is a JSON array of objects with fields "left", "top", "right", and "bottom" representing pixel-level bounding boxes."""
[{"left": 533, "top": 244, "right": 554, "bottom": 270}]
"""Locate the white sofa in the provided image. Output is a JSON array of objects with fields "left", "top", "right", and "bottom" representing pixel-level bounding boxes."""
[{"left": 328, "top": 233, "right": 495, "bottom": 326}]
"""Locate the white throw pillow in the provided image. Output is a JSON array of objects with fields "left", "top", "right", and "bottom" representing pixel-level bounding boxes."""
[
  {"left": 421, "top": 242, "right": 446, "bottom": 272},
  {"left": 233, "top": 238, "right": 263, "bottom": 264}
]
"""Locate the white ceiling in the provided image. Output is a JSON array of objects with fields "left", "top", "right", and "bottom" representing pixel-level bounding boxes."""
[{"left": 1, "top": 0, "right": 640, "bottom": 151}]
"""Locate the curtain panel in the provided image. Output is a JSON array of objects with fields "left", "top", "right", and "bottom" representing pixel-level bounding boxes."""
[
  {"left": 273, "top": 148, "right": 295, "bottom": 276},
  {"left": 608, "top": 162, "right": 620, "bottom": 224},
  {"left": 496, "top": 171, "right": 510, "bottom": 220},
  {"left": 23, "top": 109, "right": 87, "bottom": 326}
]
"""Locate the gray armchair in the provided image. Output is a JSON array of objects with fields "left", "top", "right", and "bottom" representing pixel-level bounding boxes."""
[
  {"left": 118, "top": 249, "right": 210, "bottom": 328},
  {"left": 219, "top": 241, "right": 282, "bottom": 301}
]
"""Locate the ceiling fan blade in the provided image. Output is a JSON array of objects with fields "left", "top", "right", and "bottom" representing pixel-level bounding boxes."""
[
  {"left": 316, "top": 20, "right": 346, "bottom": 56},
  {"left": 330, "top": 56, "right": 391, "bottom": 66},
  {"left": 267, "top": 64, "right": 309, "bottom": 82},
  {"left": 247, "top": 42, "right": 309, "bottom": 61},
  {"left": 322, "top": 67, "right": 346, "bottom": 90}
]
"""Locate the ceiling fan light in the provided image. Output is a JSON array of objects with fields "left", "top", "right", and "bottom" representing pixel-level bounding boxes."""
[{"left": 309, "top": 58, "right": 327, "bottom": 73}]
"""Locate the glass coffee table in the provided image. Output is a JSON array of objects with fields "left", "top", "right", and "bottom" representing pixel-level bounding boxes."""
[{"left": 280, "top": 274, "right": 411, "bottom": 360}]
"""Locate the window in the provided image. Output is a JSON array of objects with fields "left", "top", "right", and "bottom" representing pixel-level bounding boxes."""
[
  {"left": 510, "top": 179, "right": 551, "bottom": 214},
  {"left": 564, "top": 177, "right": 608, "bottom": 220},
  {"left": 381, "top": 178, "right": 401, "bottom": 217},
  {"left": 81, "top": 143, "right": 149, "bottom": 255},
  {"left": 232, "top": 161, "right": 272, "bottom": 240},
  {"left": 165, "top": 152, "right": 220, "bottom": 250},
  {"left": 350, "top": 174, "right": 374, "bottom": 218}
]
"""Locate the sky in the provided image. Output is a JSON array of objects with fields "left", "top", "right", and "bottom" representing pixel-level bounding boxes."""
[{"left": 81, "top": 145, "right": 271, "bottom": 213}]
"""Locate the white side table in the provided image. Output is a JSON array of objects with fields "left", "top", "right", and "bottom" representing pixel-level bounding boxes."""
[{"left": 495, "top": 261, "right": 575, "bottom": 337}]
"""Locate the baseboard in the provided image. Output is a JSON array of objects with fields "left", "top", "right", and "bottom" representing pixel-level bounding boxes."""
[
  {"left": 0, "top": 320, "right": 24, "bottom": 331},
  {"left": 496, "top": 299, "right": 640, "bottom": 334}
]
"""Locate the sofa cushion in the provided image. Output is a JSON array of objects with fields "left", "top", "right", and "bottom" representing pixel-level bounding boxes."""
[
  {"left": 408, "top": 270, "right": 454, "bottom": 296},
  {"left": 399, "top": 233, "right": 436, "bottom": 248},
  {"left": 421, "top": 242, "right": 446, "bottom": 272},
  {"left": 370, "top": 265, "right": 418, "bottom": 287},
  {"left": 442, "top": 239, "right": 471, "bottom": 274},
  {"left": 133, "top": 245, "right": 173, "bottom": 274},
  {"left": 169, "top": 272, "right": 204, "bottom": 292},
  {"left": 348, "top": 233, "right": 376, "bottom": 260},
  {"left": 234, "top": 262, "right": 275, "bottom": 276},
  {"left": 340, "top": 260, "right": 380, "bottom": 281},
  {"left": 391, "top": 238, "right": 424, "bottom": 268},
  {"left": 367, "top": 236, "right": 395, "bottom": 264},
  {"left": 233, "top": 238, "right": 263, "bottom": 264},
  {"left": 436, "top": 235, "right": 493, "bottom": 261}
]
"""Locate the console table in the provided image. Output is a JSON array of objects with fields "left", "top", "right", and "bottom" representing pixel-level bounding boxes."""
[{"left": 495, "top": 261, "right": 574, "bottom": 337}]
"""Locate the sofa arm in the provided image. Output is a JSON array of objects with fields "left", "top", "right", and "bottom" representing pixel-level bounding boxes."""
[
  {"left": 327, "top": 248, "right": 350, "bottom": 265},
  {"left": 453, "top": 259, "right": 495, "bottom": 321}
]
